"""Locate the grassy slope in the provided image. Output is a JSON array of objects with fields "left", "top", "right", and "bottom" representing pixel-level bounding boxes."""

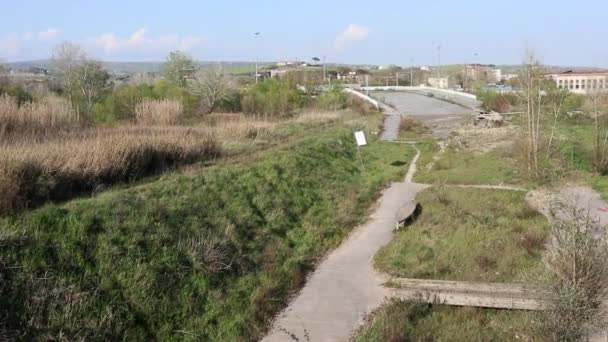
[
  {"left": 415, "top": 146, "right": 528, "bottom": 186},
  {"left": 375, "top": 187, "right": 549, "bottom": 283},
  {"left": 0, "top": 115, "right": 414, "bottom": 341},
  {"left": 353, "top": 299, "right": 538, "bottom": 342}
]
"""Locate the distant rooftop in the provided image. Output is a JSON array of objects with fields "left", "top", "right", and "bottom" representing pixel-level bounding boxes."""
[{"left": 557, "top": 70, "right": 608, "bottom": 76}]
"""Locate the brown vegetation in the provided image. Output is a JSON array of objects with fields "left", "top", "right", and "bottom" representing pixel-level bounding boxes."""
[
  {"left": 0, "top": 108, "right": 346, "bottom": 216},
  {"left": 0, "top": 94, "right": 77, "bottom": 139},
  {"left": 399, "top": 116, "right": 428, "bottom": 134},
  {"left": 135, "top": 98, "right": 183, "bottom": 125},
  {"left": 0, "top": 127, "right": 220, "bottom": 215}
]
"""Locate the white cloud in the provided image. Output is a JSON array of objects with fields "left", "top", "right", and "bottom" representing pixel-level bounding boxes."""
[
  {"left": 0, "top": 29, "right": 60, "bottom": 59},
  {"left": 335, "top": 24, "right": 370, "bottom": 50},
  {"left": 37, "top": 28, "right": 61, "bottom": 41},
  {"left": 0, "top": 34, "right": 20, "bottom": 57},
  {"left": 94, "top": 28, "right": 203, "bottom": 54}
]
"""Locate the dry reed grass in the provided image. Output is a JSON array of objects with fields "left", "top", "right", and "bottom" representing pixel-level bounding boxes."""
[
  {"left": 0, "top": 109, "right": 344, "bottom": 215},
  {"left": 135, "top": 98, "right": 183, "bottom": 125},
  {"left": 203, "top": 113, "right": 277, "bottom": 143},
  {"left": 294, "top": 110, "right": 342, "bottom": 123},
  {"left": 0, "top": 94, "right": 76, "bottom": 139},
  {"left": 0, "top": 126, "right": 220, "bottom": 215}
]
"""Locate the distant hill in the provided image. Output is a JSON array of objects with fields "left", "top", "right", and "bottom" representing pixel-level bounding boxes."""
[{"left": 7, "top": 60, "right": 273, "bottom": 75}]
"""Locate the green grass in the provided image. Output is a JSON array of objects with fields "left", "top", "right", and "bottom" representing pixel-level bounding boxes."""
[
  {"left": 0, "top": 115, "right": 414, "bottom": 341},
  {"left": 353, "top": 299, "right": 539, "bottom": 342},
  {"left": 375, "top": 187, "right": 549, "bottom": 283},
  {"left": 415, "top": 147, "right": 528, "bottom": 186}
]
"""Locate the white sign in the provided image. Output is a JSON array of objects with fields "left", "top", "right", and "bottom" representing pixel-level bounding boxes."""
[{"left": 354, "top": 131, "right": 367, "bottom": 146}]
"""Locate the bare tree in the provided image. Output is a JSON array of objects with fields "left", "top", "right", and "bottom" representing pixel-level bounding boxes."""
[
  {"left": 586, "top": 90, "right": 608, "bottom": 173},
  {"left": 539, "top": 198, "right": 608, "bottom": 341},
  {"left": 517, "top": 51, "right": 547, "bottom": 178},
  {"left": 187, "top": 67, "right": 232, "bottom": 114},
  {"left": 75, "top": 61, "right": 110, "bottom": 113},
  {"left": 52, "top": 42, "right": 87, "bottom": 119},
  {"left": 545, "top": 84, "right": 568, "bottom": 159}
]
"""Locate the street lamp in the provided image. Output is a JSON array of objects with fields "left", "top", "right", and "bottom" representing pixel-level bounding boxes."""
[
  {"left": 437, "top": 44, "right": 442, "bottom": 77},
  {"left": 410, "top": 57, "right": 414, "bottom": 86},
  {"left": 254, "top": 32, "right": 261, "bottom": 84}
]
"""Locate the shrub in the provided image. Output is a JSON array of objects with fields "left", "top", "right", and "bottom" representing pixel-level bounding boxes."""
[
  {"left": 0, "top": 83, "right": 33, "bottom": 105},
  {"left": 135, "top": 98, "right": 183, "bottom": 125},
  {"left": 476, "top": 90, "right": 518, "bottom": 113},
  {"left": 241, "top": 79, "right": 303, "bottom": 117},
  {"left": 538, "top": 199, "right": 608, "bottom": 341},
  {"left": 399, "top": 116, "right": 429, "bottom": 135},
  {"left": 346, "top": 95, "right": 375, "bottom": 114},
  {"left": 316, "top": 85, "right": 347, "bottom": 111}
]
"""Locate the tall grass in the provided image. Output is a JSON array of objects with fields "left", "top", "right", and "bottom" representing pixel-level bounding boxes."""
[
  {"left": 135, "top": 98, "right": 183, "bottom": 125},
  {"left": 0, "top": 94, "right": 76, "bottom": 139},
  {"left": 0, "top": 127, "right": 220, "bottom": 215}
]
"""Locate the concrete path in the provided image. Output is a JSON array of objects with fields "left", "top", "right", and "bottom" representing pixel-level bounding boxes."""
[
  {"left": 378, "top": 102, "right": 401, "bottom": 141},
  {"left": 373, "top": 91, "right": 473, "bottom": 139},
  {"left": 263, "top": 146, "right": 428, "bottom": 342}
]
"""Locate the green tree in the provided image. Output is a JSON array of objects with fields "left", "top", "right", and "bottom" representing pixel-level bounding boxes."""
[
  {"left": 162, "top": 51, "right": 196, "bottom": 87},
  {"left": 73, "top": 61, "right": 110, "bottom": 114}
]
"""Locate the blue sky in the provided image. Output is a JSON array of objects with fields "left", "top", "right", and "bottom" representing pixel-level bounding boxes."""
[{"left": 1, "top": 0, "right": 607, "bottom": 67}]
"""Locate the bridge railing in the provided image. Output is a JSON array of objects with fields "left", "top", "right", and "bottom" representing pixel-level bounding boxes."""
[{"left": 342, "top": 88, "right": 380, "bottom": 110}]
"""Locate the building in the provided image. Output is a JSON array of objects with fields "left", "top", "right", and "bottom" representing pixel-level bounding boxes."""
[
  {"left": 552, "top": 71, "right": 608, "bottom": 94},
  {"left": 465, "top": 64, "right": 501, "bottom": 82},
  {"left": 428, "top": 76, "right": 449, "bottom": 89},
  {"left": 501, "top": 73, "right": 518, "bottom": 81},
  {"left": 492, "top": 69, "right": 502, "bottom": 83}
]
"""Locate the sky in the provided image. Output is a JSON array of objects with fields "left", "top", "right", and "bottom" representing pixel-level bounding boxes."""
[{"left": 1, "top": 0, "right": 607, "bottom": 67}]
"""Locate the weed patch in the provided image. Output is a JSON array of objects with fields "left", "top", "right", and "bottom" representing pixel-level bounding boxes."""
[{"left": 375, "top": 187, "right": 549, "bottom": 282}]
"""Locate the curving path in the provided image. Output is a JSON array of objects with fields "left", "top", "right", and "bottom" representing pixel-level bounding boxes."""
[
  {"left": 264, "top": 91, "right": 475, "bottom": 342},
  {"left": 263, "top": 144, "right": 427, "bottom": 342},
  {"left": 374, "top": 91, "right": 473, "bottom": 140}
]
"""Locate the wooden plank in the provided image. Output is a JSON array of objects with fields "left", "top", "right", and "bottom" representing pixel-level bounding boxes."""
[{"left": 388, "top": 278, "right": 547, "bottom": 310}]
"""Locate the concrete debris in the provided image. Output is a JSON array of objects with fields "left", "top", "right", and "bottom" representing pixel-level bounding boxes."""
[{"left": 475, "top": 111, "right": 504, "bottom": 128}]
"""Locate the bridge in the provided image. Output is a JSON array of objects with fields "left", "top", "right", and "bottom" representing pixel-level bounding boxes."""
[{"left": 344, "top": 85, "right": 481, "bottom": 110}]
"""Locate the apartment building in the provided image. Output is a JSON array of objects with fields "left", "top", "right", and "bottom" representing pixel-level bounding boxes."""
[{"left": 552, "top": 71, "right": 608, "bottom": 94}]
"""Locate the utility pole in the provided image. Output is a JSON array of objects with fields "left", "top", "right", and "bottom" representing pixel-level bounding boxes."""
[
  {"left": 323, "top": 55, "right": 327, "bottom": 83},
  {"left": 437, "top": 45, "right": 442, "bottom": 78},
  {"left": 410, "top": 58, "right": 414, "bottom": 86},
  {"left": 254, "top": 32, "right": 261, "bottom": 84},
  {"left": 395, "top": 72, "right": 399, "bottom": 87}
]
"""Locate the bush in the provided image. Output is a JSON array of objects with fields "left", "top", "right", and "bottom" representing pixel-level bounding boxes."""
[
  {"left": 0, "top": 83, "right": 33, "bottom": 105},
  {"left": 316, "top": 85, "right": 347, "bottom": 111},
  {"left": 538, "top": 199, "right": 608, "bottom": 341},
  {"left": 476, "top": 90, "right": 518, "bottom": 113},
  {"left": 399, "top": 116, "right": 429, "bottom": 135},
  {"left": 241, "top": 79, "right": 303, "bottom": 117}
]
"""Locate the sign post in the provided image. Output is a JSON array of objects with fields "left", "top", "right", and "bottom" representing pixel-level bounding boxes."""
[{"left": 354, "top": 131, "right": 367, "bottom": 172}]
